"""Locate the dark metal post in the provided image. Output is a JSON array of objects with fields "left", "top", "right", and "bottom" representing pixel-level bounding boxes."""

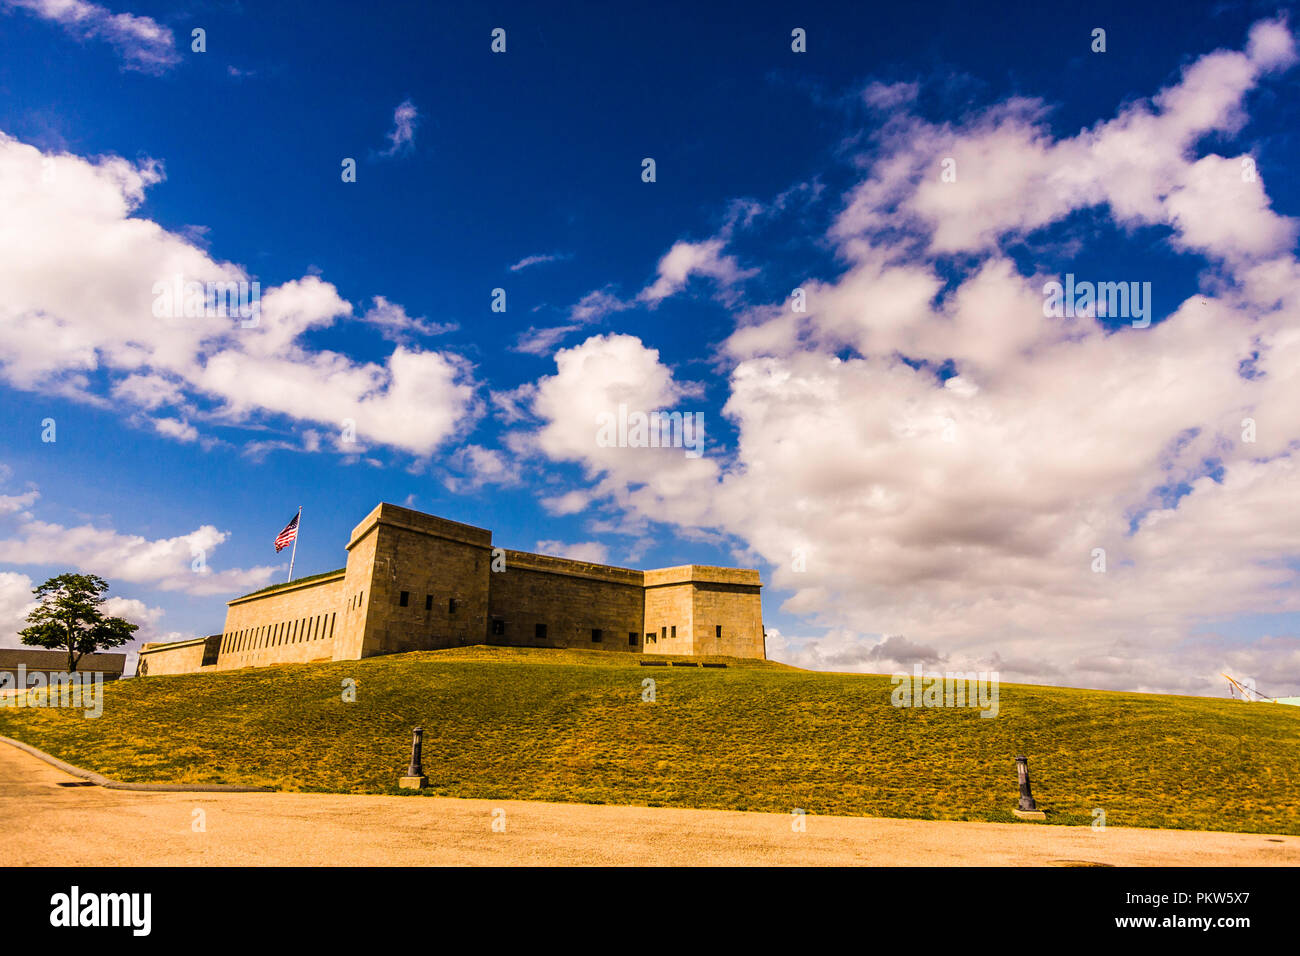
[
  {"left": 1015, "top": 755, "right": 1037, "bottom": 811},
  {"left": 407, "top": 726, "right": 424, "bottom": 778},
  {"left": 399, "top": 726, "right": 429, "bottom": 789}
]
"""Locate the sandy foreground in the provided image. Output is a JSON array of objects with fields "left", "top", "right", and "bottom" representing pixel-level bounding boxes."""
[{"left": 2, "top": 743, "right": 1294, "bottom": 866}]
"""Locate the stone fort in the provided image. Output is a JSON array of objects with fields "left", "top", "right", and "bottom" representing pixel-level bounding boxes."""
[{"left": 139, "top": 503, "right": 766, "bottom": 675}]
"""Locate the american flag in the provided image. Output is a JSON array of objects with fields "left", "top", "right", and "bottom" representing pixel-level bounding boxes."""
[{"left": 274, "top": 511, "right": 300, "bottom": 552}]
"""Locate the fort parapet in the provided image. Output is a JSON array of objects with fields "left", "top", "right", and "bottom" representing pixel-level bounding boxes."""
[{"left": 137, "top": 503, "right": 765, "bottom": 675}]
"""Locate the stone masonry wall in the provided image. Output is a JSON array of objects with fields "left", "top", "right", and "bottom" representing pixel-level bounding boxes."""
[
  {"left": 140, "top": 504, "right": 767, "bottom": 674},
  {"left": 643, "top": 581, "right": 693, "bottom": 653},
  {"left": 217, "top": 573, "right": 346, "bottom": 670},
  {"left": 645, "top": 566, "right": 762, "bottom": 657},
  {"left": 489, "top": 550, "right": 646, "bottom": 652},
  {"left": 137, "top": 637, "right": 210, "bottom": 676},
  {"left": 688, "top": 582, "right": 765, "bottom": 658},
  {"left": 348, "top": 504, "right": 493, "bottom": 657}
]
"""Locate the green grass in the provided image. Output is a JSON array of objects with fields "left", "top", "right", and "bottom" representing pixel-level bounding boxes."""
[{"left": 2, "top": 646, "right": 1297, "bottom": 833}]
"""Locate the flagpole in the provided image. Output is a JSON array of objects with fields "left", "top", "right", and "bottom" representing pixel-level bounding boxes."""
[{"left": 287, "top": 505, "right": 301, "bottom": 583}]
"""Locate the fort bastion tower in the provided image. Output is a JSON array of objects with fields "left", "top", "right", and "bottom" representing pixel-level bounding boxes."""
[{"left": 139, "top": 503, "right": 766, "bottom": 675}]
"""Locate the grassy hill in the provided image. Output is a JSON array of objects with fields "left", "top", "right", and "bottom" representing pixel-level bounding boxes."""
[{"left": 2, "top": 646, "right": 1297, "bottom": 834}]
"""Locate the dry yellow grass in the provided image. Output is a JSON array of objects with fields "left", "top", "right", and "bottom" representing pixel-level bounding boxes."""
[{"left": 1, "top": 646, "right": 1296, "bottom": 833}]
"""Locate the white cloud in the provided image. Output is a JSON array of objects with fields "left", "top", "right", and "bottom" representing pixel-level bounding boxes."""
[
  {"left": 638, "top": 238, "right": 756, "bottom": 305},
  {"left": 0, "top": 489, "right": 39, "bottom": 515},
  {"left": 359, "top": 296, "right": 458, "bottom": 342},
  {"left": 510, "top": 252, "right": 569, "bottom": 272},
  {"left": 442, "top": 444, "right": 518, "bottom": 493},
  {"left": 531, "top": 333, "right": 685, "bottom": 462},
  {"left": 833, "top": 18, "right": 1299, "bottom": 260},
  {"left": 0, "top": 494, "right": 278, "bottom": 596},
  {"left": 512, "top": 324, "right": 580, "bottom": 356},
  {"left": 0, "top": 571, "right": 38, "bottom": 644},
  {"left": 489, "top": 382, "right": 537, "bottom": 425},
  {"left": 152, "top": 416, "right": 197, "bottom": 442},
  {"left": 534, "top": 539, "right": 611, "bottom": 564},
  {"left": 1164, "top": 153, "right": 1297, "bottom": 261},
  {"left": 540, "top": 489, "right": 590, "bottom": 516},
  {"left": 568, "top": 287, "right": 632, "bottom": 323},
  {"left": 517, "top": 19, "right": 1300, "bottom": 695},
  {"left": 521, "top": 334, "right": 721, "bottom": 530},
  {"left": 2, "top": 0, "right": 178, "bottom": 73},
  {"left": 111, "top": 372, "right": 185, "bottom": 410},
  {"left": 0, "top": 133, "right": 480, "bottom": 456},
  {"left": 380, "top": 98, "right": 419, "bottom": 156}
]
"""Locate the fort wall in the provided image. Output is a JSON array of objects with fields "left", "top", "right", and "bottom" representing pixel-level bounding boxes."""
[
  {"left": 689, "top": 581, "right": 765, "bottom": 658},
  {"left": 644, "top": 566, "right": 763, "bottom": 657},
  {"left": 217, "top": 572, "right": 345, "bottom": 670},
  {"left": 489, "top": 550, "right": 646, "bottom": 652},
  {"left": 135, "top": 503, "right": 766, "bottom": 675},
  {"left": 346, "top": 504, "right": 493, "bottom": 657},
  {"left": 137, "top": 637, "right": 211, "bottom": 676}
]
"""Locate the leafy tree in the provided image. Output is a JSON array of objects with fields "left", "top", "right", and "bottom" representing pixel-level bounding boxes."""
[{"left": 19, "top": 573, "right": 138, "bottom": 672}]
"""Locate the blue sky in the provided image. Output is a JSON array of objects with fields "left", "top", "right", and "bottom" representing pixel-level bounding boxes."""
[{"left": 2, "top": 0, "right": 1299, "bottom": 696}]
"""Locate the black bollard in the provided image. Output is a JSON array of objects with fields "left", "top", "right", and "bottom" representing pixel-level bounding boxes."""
[
  {"left": 1015, "top": 755, "right": 1036, "bottom": 810},
  {"left": 1012, "top": 755, "right": 1045, "bottom": 819},
  {"left": 407, "top": 727, "right": 425, "bottom": 777},
  {"left": 399, "top": 726, "right": 429, "bottom": 789}
]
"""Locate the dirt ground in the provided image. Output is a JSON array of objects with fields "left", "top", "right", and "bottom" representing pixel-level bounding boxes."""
[{"left": 2, "top": 743, "right": 1294, "bottom": 866}]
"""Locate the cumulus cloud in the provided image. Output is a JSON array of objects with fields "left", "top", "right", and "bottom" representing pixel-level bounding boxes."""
[
  {"left": 0, "top": 490, "right": 39, "bottom": 515},
  {"left": 111, "top": 372, "right": 185, "bottom": 410},
  {"left": 0, "top": 133, "right": 480, "bottom": 456},
  {"left": 2, "top": 0, "right": 178, "bottom": 73},
  {"left": 0, "top": 570, "right": 39, "bottom": 643},
  {"left": 638, "top": 238, "right": 756, "bottom": 305},
  {"left": 0, "top": 471, "right": 276, "bottom": 596},
  {"left": 517, "top": 18, "right": 1300, "bottom": 695},
  {"left": 832, "top": 18, "right": 1298, "bottom": 261},
  {"left": 0, "top": 512, "right": 278, "bottom": 596},
  {"left": 517, "top": 334, "right": 721, "bottom": 532},
  {"left": 152, "top": 416, "right": 197, "bottom": 442}
]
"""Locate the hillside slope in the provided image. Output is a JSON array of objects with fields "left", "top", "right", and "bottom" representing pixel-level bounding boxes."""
[{"left": 2, "top": 646, "right": 1296, "bottom": 834}]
